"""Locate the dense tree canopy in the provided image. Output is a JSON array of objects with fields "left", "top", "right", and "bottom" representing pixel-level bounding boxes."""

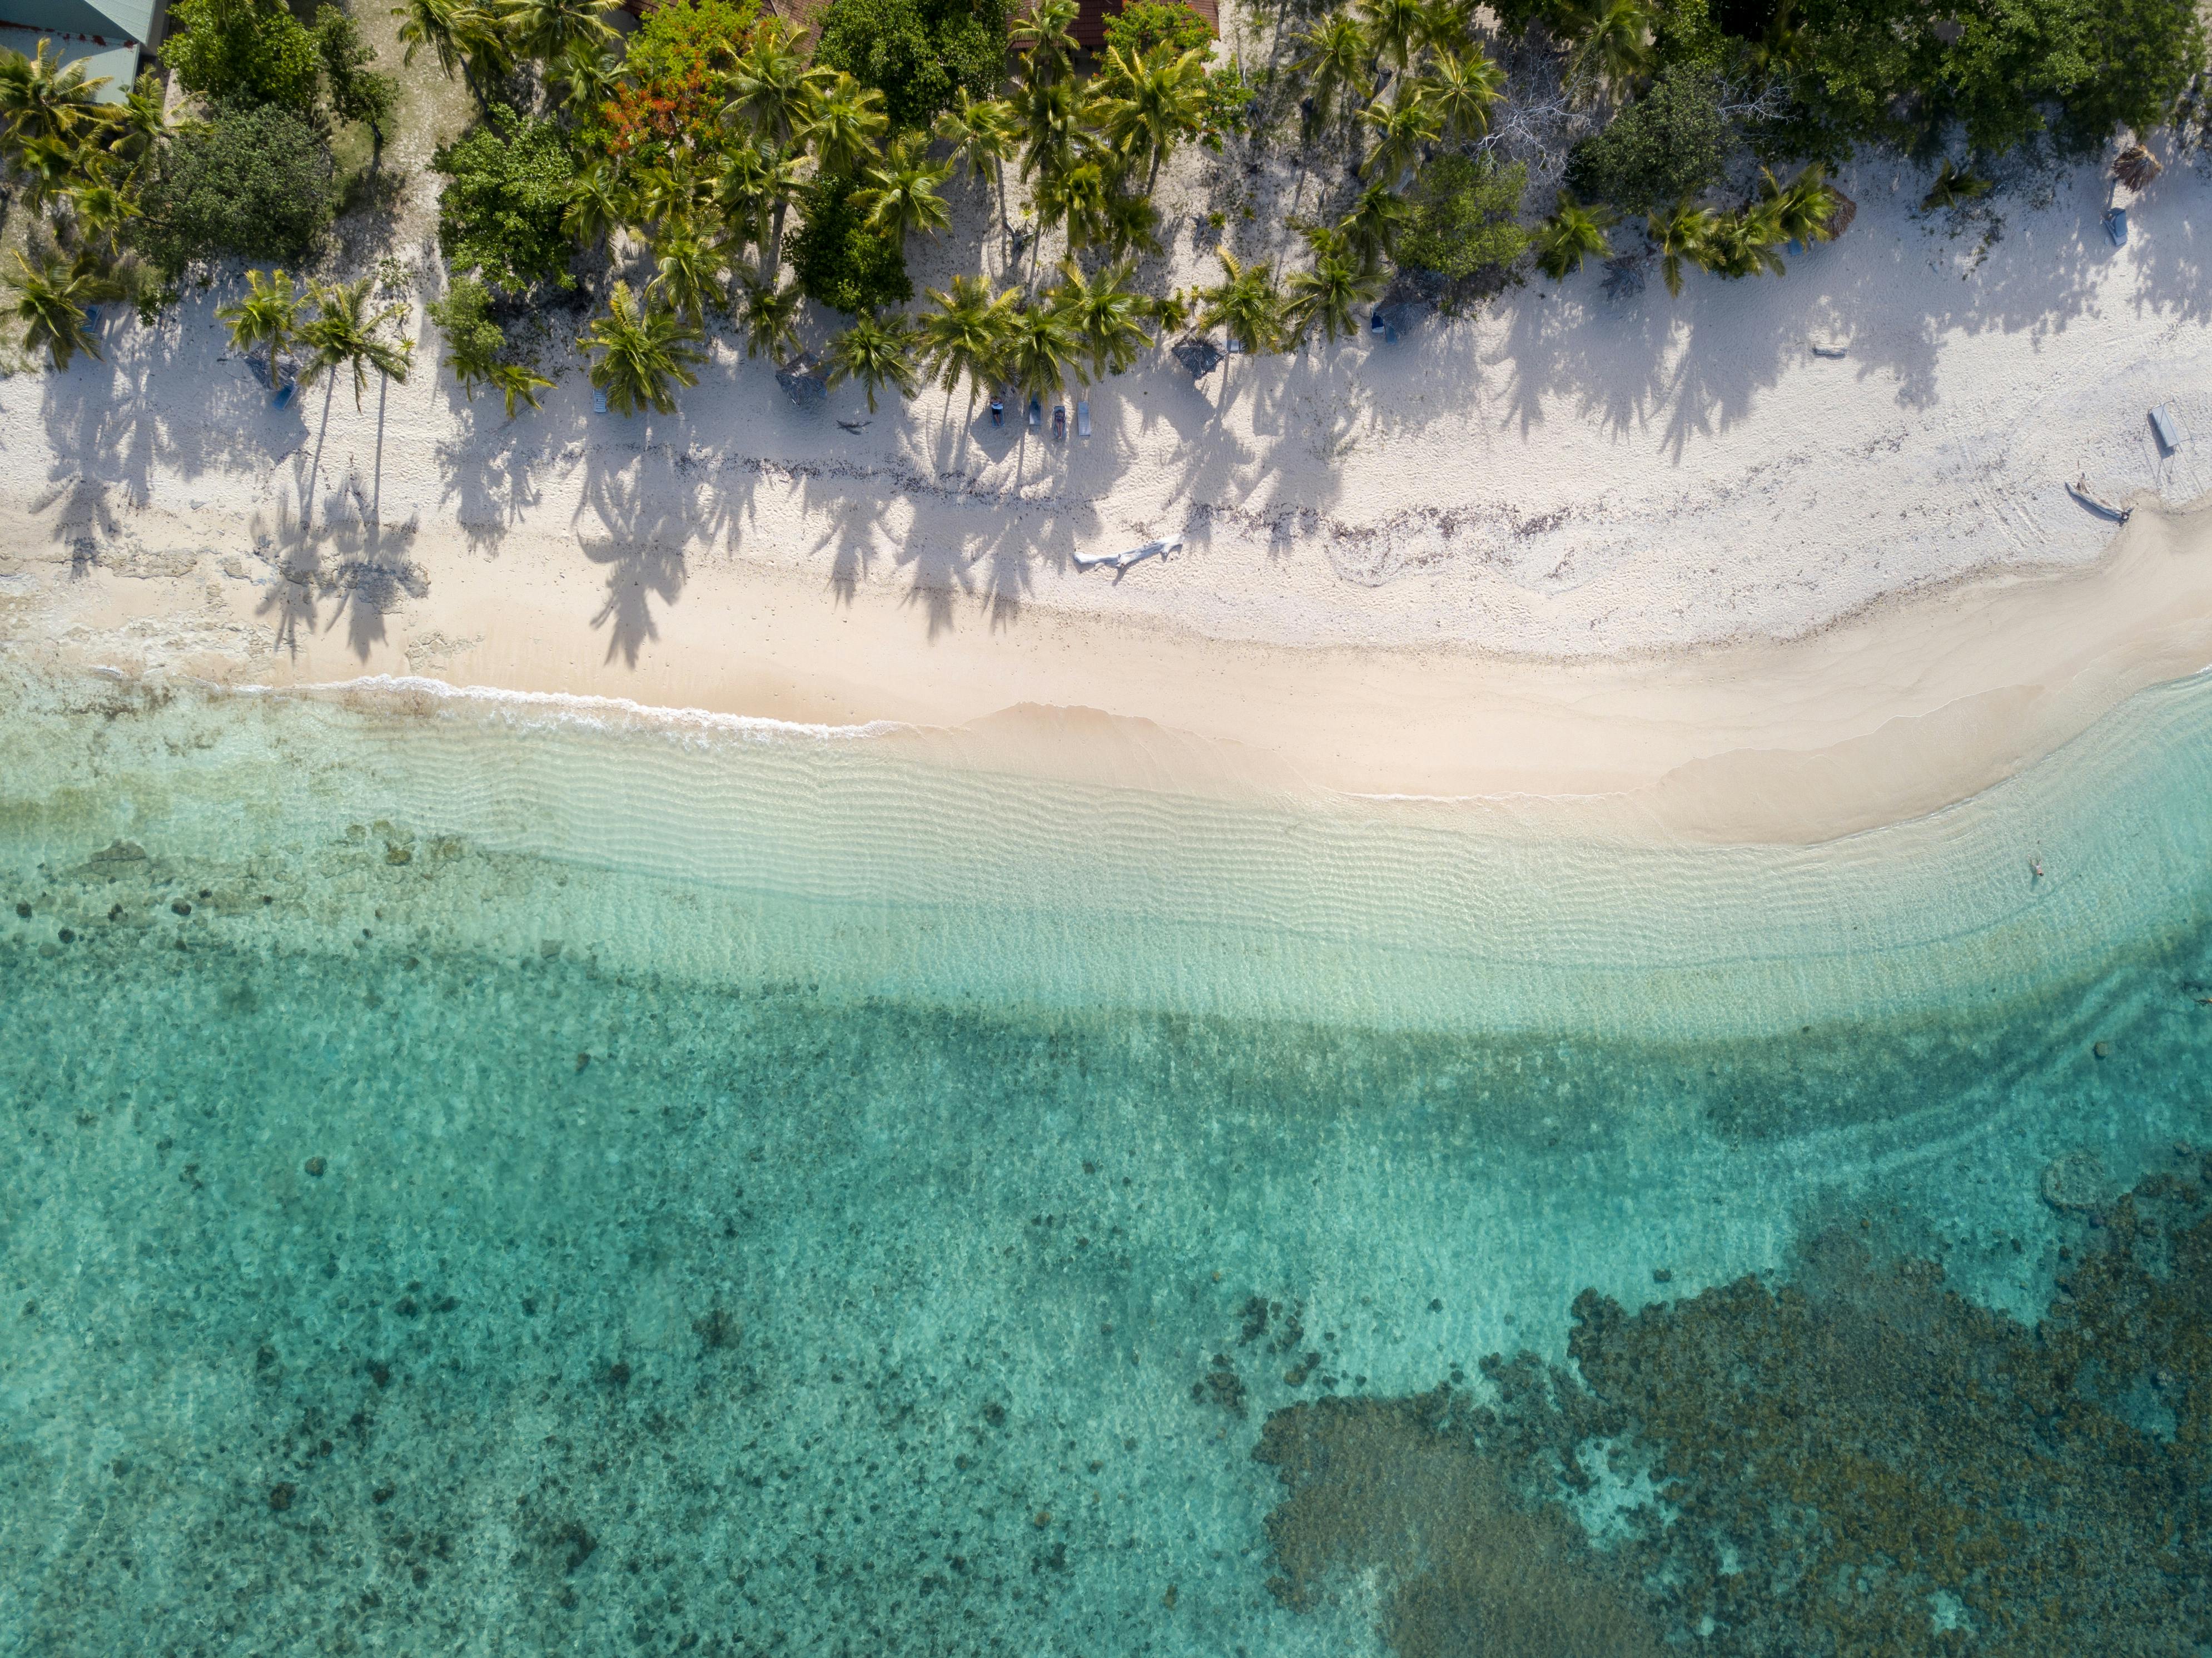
[
  {"left": 131, "top": 103, "right": 334, "bottom": 274},
  {"left": 433, "top": 106, "right": 578, "bottom": 293},
  {"left": 813, "top": 0, "right": 1015, "bottom": 131},
  {"left": 789, "top": 173, "right": 914, "bottom": 314},
  {"left": 160, "top": 0, "right": 324, "bottom": 113}
]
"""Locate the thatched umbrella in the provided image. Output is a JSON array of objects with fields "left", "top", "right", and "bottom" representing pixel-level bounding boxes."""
[
  {"left": 1825, "top": 186, "right": 1858, "bottom": 239},
  {"left": 2113, "top": 144, "right": 2162, "bottom": 192}
]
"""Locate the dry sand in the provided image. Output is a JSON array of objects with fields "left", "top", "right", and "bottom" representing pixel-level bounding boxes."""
[{"left": 4, "top": 148, "right": 2211, "bottom": 841}]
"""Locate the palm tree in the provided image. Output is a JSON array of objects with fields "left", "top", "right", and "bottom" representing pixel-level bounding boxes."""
[
  {"left": 1291, "top": 14, "right": 1370, "bottom": 123},
  {"left": 299, "top": 277, "right": 414, "bottom": 410},
  {"left": 1562, "top": 0, "right": 1653, "bottom": 96},
  {"left": 723, "top": 18, "right": 818, "bottom": 147},
  {"left": 499, "top": 0, "right": 616, "bottom": 63},
  {"left": 1011, "top": 0, "right": 1079, "bottom": 87},
  {"left": 1099, "top": 188, "right": 1163, "bottom": 260},
  {"left": 11, "top": 133, "right": 88, "bottom": 211},
  {"left": 1014, "top": 76, "right": 1085, "bottom": 186},
  {"left": 1095, "top": 44, "right": 1207, "bottom": 192},
  {"left": 0, "top": 38, "right": 111, "bottom": 152},
  {"left": 5, "top": 249, "right": 119, "bottom": 371},
  {"left": 1357, "top": 0, "right": 1427, "bottom": 78},
  {"left": 579, "top": 281, "right": 704, "bottom": 415},
  {"left": 1703, "top": 200, "right": 1788, "bottom": 279},
  {"left": 1360, "top": 90, "right": 1440, "bottom": 183},
  {"left": 1033, "top": 156, "right": 1113, "bottom": 269},
  {"left": 717, "top": 141, "right": 807, "bottom": 284},
  {"left": 737, "top": 276, "right": 805, "bottom": 365},
  {"left": 1919, "top": 158, "right": 1990, "bottom": 213},
  {"left": 1285, "top": 229, "right": 1385, "bottom": 344},
  {"left": 216, "top": 267, "right": 305, "bottom": 383},
  {"left": 650, "top": 230, "right": 724, "bottom": 322},
  {"left": 1415, "top": 0, "right": 1475, "bottom": 54},
  {"left": 854, "top": 132, "right": 953, "bottom": 247},
  {"left": 1197, "top": 247, "right": 1284, "bottom": 356},
  {"left": 393, "top": 0, "right": 505, "bottom": 91},
  {"left": 1051, "top": 259, "right": 1153, "bottom": 378},
  {"left": 1533, "top": 193, "right": 1615, "bottom": 278},
  {"left": 563, "top": 160, "right": 629, "bottom": 252},
  {"left": 920, "top": 274, "right": 1016, "bottom": 403},
  {"left": 1340, "top": 180, "right": 1411, "bottom": 267},
  {"left": 64, "top": 175, "right": 139, "bottom": 251},
  {"left": 1646, "top": 200, "right": 1717, "bottom": 296},
  {"left": 551, "top": 38, "right": 617, "bottom": 118},
  {"left": 802, "top": 73, "right": 889, "bottom": 177},
  {"left": 826, "top": 311, "right": 922, "bottom": 413},
  {"left": 1003, "top": 299, "right": 1085, "bottom": 404},
  {"left": 1420, "top": 48, "right": 1504, "bottom": 142},
  {"left": 101, "top": 70, "right": 171, "bottom": 172},
  {"left": 489, "top": 360, "right": 555, "bottom": 418},
  {"left": 1762, "top": 164, "right": 1841, "bottom": 245},
  {"left": 933, "top": 91, "right": 1018, "bottom": 235}
]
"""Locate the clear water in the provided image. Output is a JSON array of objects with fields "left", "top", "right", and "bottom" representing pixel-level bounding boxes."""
[{"left": 3, "top": 667, "right": 2209, "bottom": 1655}]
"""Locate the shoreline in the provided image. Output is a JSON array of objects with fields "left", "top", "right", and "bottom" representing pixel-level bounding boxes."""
[{"left": 16, "top": 488, "right": 2212, "bottom": 843}]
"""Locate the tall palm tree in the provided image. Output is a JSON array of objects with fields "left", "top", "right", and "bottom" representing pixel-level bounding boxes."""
[
  {"left": 1285, "top": 228, "right": 1385, "bottom": 344},
  {"left": 5, "top": 249, "right": 119, "bottom": 371},
  {"left": 1415, "top": 0, "right": 1475, "bottom": 54},
  {"left": 0, "top": 39, "right": 111, "bottom": 153},
  {"left": 552, "top": 38, "right": 617, "bottom": 118},
  {"left": 650, "top": 229, "right": 724, "bottom": 322},
  {"left": 579, "top": 281, "right": 704, "bottom": 415},
  {"left": 1003, "top": 298, "right": 1084, "bottom": 403},
  {"left": 1562, "top": 0, "right": 1653, "bottom": 97},
  {"left": 1357, "top": 0, "right": 1427, "bottom": 78},
  {"left": 563, "top": 160, "right": 631, "bottom": 256},
  {"left": 737, "top": 276, "right": 805, "bottom": 365},
  {"left": 1197, "top": 247, "right": 1284, "bottom": 356},
  {"left": 11, "top": 133, "right": 88, "bottom": 210},
  {"left": 1095, "top": 44, "right": 1207, "bottom": 192},
  {"left": 1359, "top": 90, "right": 1440, "bottom": 183},
  {"left": 499, "top": 0, "right": 616, "bottom": 63},
  {"left": 300, "top": 278, "right": 414, "bottom": 410},
  {"left": 854, "top": 132, "right": 953, "bottom": 247},
  {"left": 1014, "top": 76, "right": 1085, "bottom": 186},
  {"left": 826, "top": 311, "right": 922, "bottom": 413},
  {"left": 1291, "top": 14, "right": 1370, "bottom": 123},
  {"left": 1703, "top": 199, "right": 1788, "bottom": 279},
  {"left": 1051, "top": 258, "right": 1153, "bottom": 378},
  {"left": 216, "top": 267, "right": 305, "bottom": 381},
  {"left": 488, "top": 360, "right": 555, "bottom": 418},
  {"left": 1011, "top": 0, "right": 1079, "bottom": 87},
  {"left": 801, "top": 73, "right": 889, "bottom": 177},
  {"left": 1033, "top": 156, "right": 1113, "bottom": 270},
  {"left": 1533, "top": 193, "right": 1615, "bottom": 277},
  {"left": 101, "top": 70, "right": 171, "bottom": 172},
  {"left": 933, "top": 91, "right": 1018, "bottom": 235},
  {"left": 394, "top": 0, "right": 505, "bottom": 88},
  {"left": 1647, "top": 200, "right": 1717, "bottom": 296},
  {"left": 920, "top": 274, "right": 1016, "bottom": 404},
  {"left": 1098, "top": 188, "right": 1163, "bottom": 260},
  {"left": 723, "top": 18, "right": 818, "bottom": 147},
  {"left": 1340, "top": 180, "right": 1412, "bottom": 267},
  {"left": 1420, "top": 48, "right": 1504, "bottom": 142},
  {"left": 717, "top": 141, "right": 807, "bottom": 284}
]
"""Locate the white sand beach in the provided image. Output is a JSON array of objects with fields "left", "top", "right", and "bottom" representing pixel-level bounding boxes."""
[{"left": 4, "top": 145, "right": 2211, "bottom": 838}]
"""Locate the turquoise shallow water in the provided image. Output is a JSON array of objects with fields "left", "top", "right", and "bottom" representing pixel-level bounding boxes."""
[{"left": 2, "top": 667, "right": 2210, "bottom": 1655}]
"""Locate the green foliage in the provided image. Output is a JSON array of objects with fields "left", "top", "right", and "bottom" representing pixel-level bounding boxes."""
[
  {"left": 433, "top": 105, "right": 578, "bottom": 294},
  {"left": 426, "top": 274, "right": 505, "bottom": 388},
  {"left": 1103, "top": 0, "right": 1212, "bottom": 57},
  {"left": 1199, "top": 61, "right": 1254, "bottom": 148},
  {"left": 789, "top": 173, "right": 913, "bottom": 315},
  {"left": 813, "top": 0, "right": 1014, "bottom": 132},
  {"left": 588, "top": 0, "right": 759, "bottom": 162},
  {"left": 132, "top": 103, "right": 334, "bottom": 275},
  {"left": 312, "top": 5, "right": 398, "bottom": 135},
  {"left": 161, "top": 0, "right": 323, "bottom": 113},
  {"left": 1396, "top": 153, "right": 1529, "bottom": 283},
  {"left": 2047, "top": 0, "right": 2203, "bottom": 153},
  {"left": 620, "top": 0, "right": 759, "bottom": 83},
  {"left": 1565, "top": 64, "right": 1723, "bottom": 212}
]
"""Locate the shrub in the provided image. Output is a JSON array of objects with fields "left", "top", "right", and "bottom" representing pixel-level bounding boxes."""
[
  {"left": 591, "top": 0, "right": 759, "bottom": 162},
  {"left": 433, "top": 106, "right": 578, "bottom": 294},
  {"left": 812, "top": 0, "right": 1013, "bottom": 131},
  {"left": 312, "top": 4, "right": 398, "bottom": 136},
  {"left": 789, "top": 174, "right": 913, "bottom": 314},
  {"left": 132, "top": 103, "right": 334, "bottom": 274},
  {"left": 2052, "top": 0, "right": 2204, "bottom": 152},
  {"left": 161, "top": 0, "right": 323, "bottom": 113},
  {"left": 1103, "top": 0, "right": 1212, "bottom": 56},
  {"left": 1564, "top": 64, "right": 1723, "bottom": 212},
  {"left": 1199, "top": 61, "right": 1252, "bottom": 147},
  {"left": 1396, "top": 155, "right": 1529, "bottom": 282}
]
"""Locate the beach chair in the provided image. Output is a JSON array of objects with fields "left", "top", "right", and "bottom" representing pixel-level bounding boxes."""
[
  {"left": 1076, "top": 400, "right": 1090, "bottom": 438},
  {"left": 2151, "top": 405, "right": 2181, "bottom": 451},
  {"left": 274, "top": 381, "right": 296, "bottom": 411},
  {"left": 1027, "top": 395, "right": 1042, "bottom": 428},
  {"left": 593, "top": 386, "right": 610, "bottom": 414},
  {"left": 2103, "top": 207, "right": 2129, "bottom": 247}
]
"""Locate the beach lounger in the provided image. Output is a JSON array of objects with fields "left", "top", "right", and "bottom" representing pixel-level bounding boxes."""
[
  {"left": 1076, "top": 400, "right": 1090, "bottom": 438},
  {"left": 2104, "top": 207, "right": 2128, "bottom": 247},
  {"left": 1027, "top": 395, "right": 1041, "bottom": 428},
  {"left": 1052, "top": 403, "right": 1066, "bottom": 440},
  {"left": 2067, "top": 476, "right": 2132, "bottom": 523},
  {"left": 2151, "top": 405, "right": 2181, "bottom": 451},
  {"left": 273, "top": 381, "right": 296, "bottom": 411},
  {"left": 1074, "top": 535, "right": 1182, "bottom": 572},
  {"left": 593, "top": 386, "right": 610, "bottom": 414}
]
